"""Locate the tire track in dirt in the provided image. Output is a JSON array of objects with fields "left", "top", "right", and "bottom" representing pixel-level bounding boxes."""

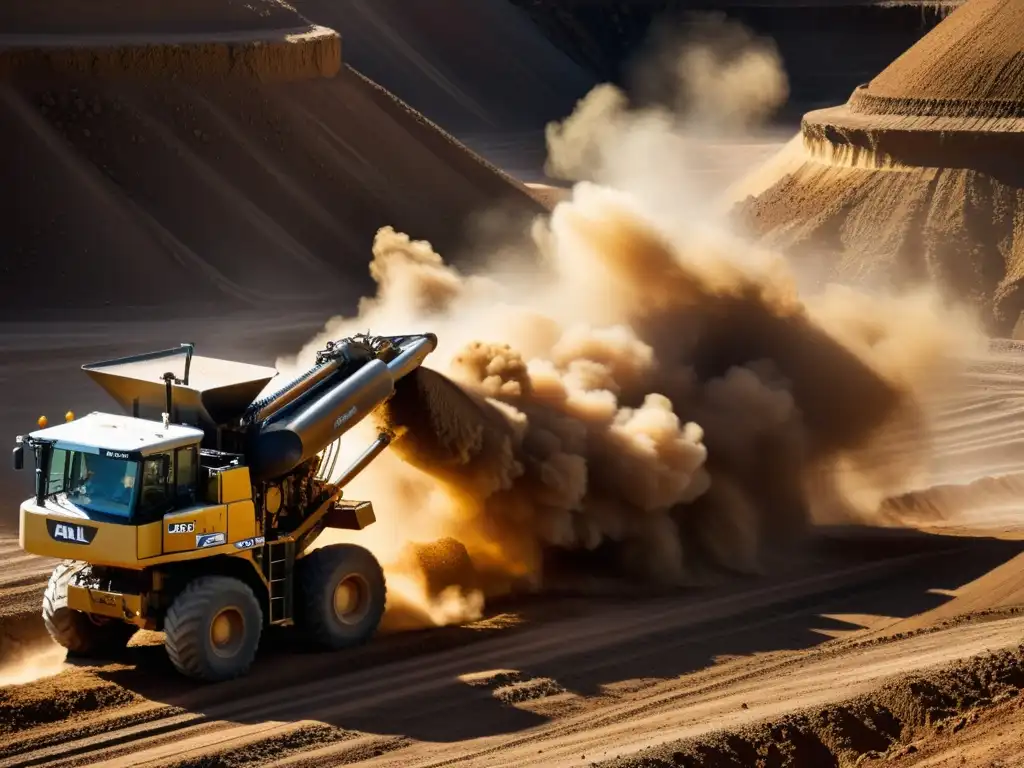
[
  {"left": 599, "top": 640, "right": 1024, "bottom": 768},
  {"left": 0, "top": 535, "right": 55, "bottom": 680},
  {"left": 66, "top": 605, "right": 1024, "bottom": 768},
  {"left": 397, "top": 619, "right": 1024, "bottom": 768},
  {"left": 0, "top": 538, "right": 55, "bottom": 591},
  {"left": 2, "top": 536, "right": 1020, "bottom": 768},
  {"left": 3, "top": 344, "right": 1024, "bottom": 765}
]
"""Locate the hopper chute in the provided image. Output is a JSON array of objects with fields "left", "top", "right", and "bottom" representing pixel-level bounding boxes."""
[{"left": 82, "top": 343, "right": 278, "bottom": 429}]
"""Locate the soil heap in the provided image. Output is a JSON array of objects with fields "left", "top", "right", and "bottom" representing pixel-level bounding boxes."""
[
  {"left": 0, "top": 0, "right": 546, "bottom": 320},
  {"left": 730, "top": 0, "right": 1024, "bottom": 336}
]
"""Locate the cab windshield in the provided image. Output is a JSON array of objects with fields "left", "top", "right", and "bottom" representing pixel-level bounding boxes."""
[{"left": 48, "top": 448, "right": 138, "bottom": 519}]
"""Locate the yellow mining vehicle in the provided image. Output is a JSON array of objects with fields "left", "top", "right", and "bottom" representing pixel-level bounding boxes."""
[{"left": 13, "top": 333, "right": 437, "bottom": 682}]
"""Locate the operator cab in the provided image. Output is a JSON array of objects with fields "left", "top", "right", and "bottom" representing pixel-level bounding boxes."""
[{"left": 21, "top": 411, "right": 204, "bottom": 524}]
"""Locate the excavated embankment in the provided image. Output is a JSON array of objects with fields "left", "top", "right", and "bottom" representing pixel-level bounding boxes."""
[
  {"left": 732, "top": 0, "right": 1024, "bottom": 336},
  {"left": 0, "top": 0, "right": 340, "bottom": 82},
  {"left": 0, "top": 0, "right": 546, "bottom": 319},
  {"left": 0, "top": 27, "right": 341, "bottom": 83},
  {"left": 601, "top": 642, "right": 1024, "bottom": 768}
]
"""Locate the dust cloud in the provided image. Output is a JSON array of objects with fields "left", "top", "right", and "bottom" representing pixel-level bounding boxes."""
[
  {"left": 545, "top": 12, "right": 787, "bottom": 195},
  {"left": 279, "top": 16, "right": 986, "bottom": 627},
  {"left": 0, "top": 643, "right": 67, "bottom": 687}
]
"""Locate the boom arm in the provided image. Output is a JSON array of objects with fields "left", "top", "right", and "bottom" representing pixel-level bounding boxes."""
[
  {"left": 244, "top": 333, "right": 437, "bottom": 481},
  {"left": 33, "top": 332, "right": 437, "bottom": 486}
]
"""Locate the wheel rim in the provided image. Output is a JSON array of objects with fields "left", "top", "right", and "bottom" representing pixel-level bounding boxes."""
[
  {"left": 332, "top": 574, "right": 371, "bottom": 625},
  {"left": 209, "top": 607, "right": 245, "bottom": 658}
]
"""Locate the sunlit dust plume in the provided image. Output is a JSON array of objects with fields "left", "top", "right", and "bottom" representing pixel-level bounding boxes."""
[
  {"left": 0, "top": 644, "right": 68, "bottom": 687},
  {"left": 274, "top": 15, "right": 985, "bottom": 628}
]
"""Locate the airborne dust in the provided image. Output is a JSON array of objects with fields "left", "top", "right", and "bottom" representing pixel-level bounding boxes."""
[{"left": 279, "top": 18, "right": 985, "bottom": 629}]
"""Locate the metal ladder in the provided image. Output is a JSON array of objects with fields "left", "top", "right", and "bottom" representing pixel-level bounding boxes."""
[{"left": 265, "top": 539, "right": 295, "bottom": 625}]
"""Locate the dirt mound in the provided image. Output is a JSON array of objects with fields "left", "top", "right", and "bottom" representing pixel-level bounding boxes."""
[
  {"left": 0, "top": 671, "right": 141, "bottom": 738},
  {"left": 730, "top": 0, "right": 1024, "bottom": 336},
  {"left": 0, "top": 610, "right": 49, "bottom": 669},
  {"left": 881, "top": 474, "right": 1024, "bottom": 525},
  {"left": 857, "top": 0, "right": 1024, "bottom": 117},
  {"left": 732, "top": 153, "right": 1024, "bottom": 335},
  {"left": 600, "top": 643, "right": 1024, "bottom": 768},
  {"left": 0, "top": 27, "right": 341, "bottom": 82},
  {"left": 733, "top": 14, "right": 1024, "bottom": 333},
  {"left": 864, "top": 548, "right": 1024, "bottom": 639},
  {"left": 401, "top": 537, "right": 481, "bottom": 598},
  {"left": 0, "top": 65, "right": 544, "bottom": 319}
]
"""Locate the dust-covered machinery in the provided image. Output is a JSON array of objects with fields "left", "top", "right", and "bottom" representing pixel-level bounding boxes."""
[{"left": 12, "top": 333, "right": 437, "bottom": 682}]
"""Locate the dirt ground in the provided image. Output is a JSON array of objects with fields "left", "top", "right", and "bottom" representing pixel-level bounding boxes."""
[
  {"left": 3, "top": 343, "right": 1024, "bottom": 767},
  {"left": 731, "top": 0, "right": 1024, "bottom": 336},
  {"left": 1, "top": 530, "right": 1023, "bottom": 767},
  {"left": 4, "top": 1, "right": 1024, "bottom": 766}
]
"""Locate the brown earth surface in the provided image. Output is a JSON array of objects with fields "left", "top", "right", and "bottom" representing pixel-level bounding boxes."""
[
  {"left": 1, "top": 530, "right": 1023, "bottom": 767},
  {"left": 0, "top": 63, "right": 546, "bottom": 318},
  {"left": 863, "top": 0, "right": 1024, "bottom": 113},
  {"left": 731, "top": 0, "right": 1024, "bottom": 336},
  {"left": 3, "top": 340, "right": 1024, "bottom": 766},
  {"left": 732, "top": 123, "right": 1024, "bottom": 337},
  {"left": 0, "top": 5, "right": 549, "bottom": 319},
  {"left": 882, "top": 693, "right": 1024, "bottom": 768},
  {"left": 5, "top": 1, "right": 1024, "bottom": 765},
  {"left": 600, "top": 639, "right": 1024, "bottom": 768}
]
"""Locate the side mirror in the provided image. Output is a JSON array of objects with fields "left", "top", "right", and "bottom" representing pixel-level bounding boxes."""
[{"left": 12, "top": 444, "right": 24, "bottom": 471}]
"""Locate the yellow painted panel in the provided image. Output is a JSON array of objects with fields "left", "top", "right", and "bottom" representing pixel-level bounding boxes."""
[
  {"left": 204, "top": 475, "right": 219, "bottom": 504},
  {"left": 137, "top": 521, "right": 163, "bottom": 559},
  {"left": 19, "top": 502, "right": 140, "bottom": 568},
  {"left": 228, "top": 500, "right": 256, "bottom": 541},
  {"left": 218, "top": 467, "right": 252, "bottom": 504},
  {"left": 143, "top": 545, "right": 262, "bottom": 569},
  {"left": 67, "top": 584, "right": 144, "bottom": 624},
  {"left": 162, "top": 505, "right": 227, "bottom": 553},
  {"left": 18, "top": 499, "right": 264, "bottom": 569}
]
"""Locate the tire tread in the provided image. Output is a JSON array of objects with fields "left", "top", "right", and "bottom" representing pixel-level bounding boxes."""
[
  {"left": 42, "top": 561, "right": 136, "bottom": 655},
  {"left": 164, "top": 575, "right": 261, "bottom": 682},
  {"left": 299, "top": 544, "right": 386, "bottom": 649}
]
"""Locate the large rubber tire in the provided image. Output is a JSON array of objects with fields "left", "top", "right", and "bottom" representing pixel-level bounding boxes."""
[
  {"left": 163, "top": 575, "right": 263, "bottom": 683},
  {"left": 297, "top": 544, "right": 387, "bottom": 650},
  {"left": 42, "top": 562, "right": 138, "bottom": 656}
]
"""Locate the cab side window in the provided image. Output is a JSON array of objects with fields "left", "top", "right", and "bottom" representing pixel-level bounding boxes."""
[
  {"left": 137, "top": 453, "right": 172, "bottom": 521},
  {"left": 48, "top": 449, "right": 68, "bottom": 493},
  {"left": 175, "top": 446, "right": 198, "bottom": 506}
]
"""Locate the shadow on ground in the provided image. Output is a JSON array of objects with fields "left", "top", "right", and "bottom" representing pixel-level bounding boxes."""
[{"left": 72, "top": 527, "right": 1024, "bottom": 749}]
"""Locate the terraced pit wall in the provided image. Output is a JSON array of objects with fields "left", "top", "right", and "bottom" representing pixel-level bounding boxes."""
[
  {"left": 731, "top": 107, "right": 1024, "bottom": 337},
  {"left": 0, "top": 27, "right": 341, "bottom": 83},
  {"left": 802, "top": 103, "right": 1024, "bottom": 179}
]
